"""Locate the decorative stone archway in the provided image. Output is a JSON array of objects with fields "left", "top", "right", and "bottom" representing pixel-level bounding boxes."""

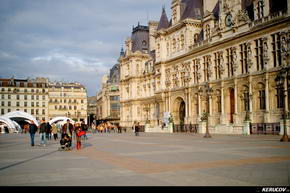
[{"left": 172, "top": 97, "right": 186, "bottom": 126}]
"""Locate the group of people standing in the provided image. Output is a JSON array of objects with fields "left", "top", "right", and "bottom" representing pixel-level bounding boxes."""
[{"left": 28, "top": 119, "right": 88, "bottom": 151}]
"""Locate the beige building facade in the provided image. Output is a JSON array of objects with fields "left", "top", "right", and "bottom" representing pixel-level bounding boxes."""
[
  {"left": 0, "top": 77, "right": 88, "bottom": 124},
  {"left": 0, "top": 77, "right": 49, "bottom": 121},
  {"left": 119, "top": 0, "right": 290, "bottom": 134},
  {"left": 48, "top": 82, "right": 88, "bottom": 123}
]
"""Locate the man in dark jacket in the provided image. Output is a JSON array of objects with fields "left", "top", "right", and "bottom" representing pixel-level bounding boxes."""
[
  {"left": 46, "top": 122, "right": 52, "bottom": 140},
  {"left": 39, "top": 119, "right": 47, "bottom": 146},
  {"left": 135, "top": 122, "right": 140, "bottom": 136},
  {"left": 62, "top": 119, "right": 74, "bottom": 146},
  {"left": 29, "top": 120, "right": 38, "bottom": 146}
]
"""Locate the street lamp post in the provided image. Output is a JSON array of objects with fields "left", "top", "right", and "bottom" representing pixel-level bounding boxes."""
[
  {"left": 198, "top": 82, "right": 213, "bottom": 138},
  {"left": 275, "top": 68, "right": 290, "bottom": 142}
]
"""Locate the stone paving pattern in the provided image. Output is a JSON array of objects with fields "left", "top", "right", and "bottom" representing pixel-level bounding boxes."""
[{"left": 0, "top": 132, "right": 289, "bottom": 186}]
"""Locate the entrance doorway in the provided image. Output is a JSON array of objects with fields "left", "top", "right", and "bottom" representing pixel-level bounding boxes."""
[{"left": 172, "top": 97, "right": 186, "bottom": 132}]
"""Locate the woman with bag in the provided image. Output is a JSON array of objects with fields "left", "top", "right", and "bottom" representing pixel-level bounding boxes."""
[{"left": 75, "top": 123, "right": 86, "bottom": 150}]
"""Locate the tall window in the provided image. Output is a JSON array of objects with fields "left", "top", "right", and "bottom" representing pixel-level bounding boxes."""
[
  {"left": 269, "top": 0, "right": 287, "bottom": 14},
  {"left": 16, "top": 95, "right": 20, "bottom": 100},
  {"left": 24, "top": 95, "right": 27, "bottom": 100},
  {"left": 277, "top": 87, "right": 285, "bottom": 108},
  {"left": 240, "top": 43, "right": 249, "bottom": 74},
  {"left": 203, "top": 56, "right": 211, "bottom": 82},
  {"left": 243, "top": 91, "right": 250, "bottom": 111},
  {"left": 256, "top": 0, "right": 264, "bottom": 19},
  {"left": 214, "top": 52, "right": 222, "bottom": 80},
  {"left": 31, "top": 109, "right": 34, "bottom": 115},
  {"left": 226, "top": 48, "right": 234, "bottom": 77},
  {"left": 271, "top": 33, "right": 282, "bottom": 67},
  {"left": 255, "top": 39, "right": 264, "bottom": 71},
  {"left": 16, "top": 102, "right": 20, "bottom": 107},
  {"left": 259, "top": 90, "right": 266, "bottom": 109},
  {"left": 192, "top": 59, "right": 200, "bottom": 84}
]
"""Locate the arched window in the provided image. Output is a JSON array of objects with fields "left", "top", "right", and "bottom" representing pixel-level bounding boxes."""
[
  {"left": 241, "top": 85, "right": 250, "bottom": 112},
  {"left": 194, "top": 33, "right": 199, "bottom": 44}
]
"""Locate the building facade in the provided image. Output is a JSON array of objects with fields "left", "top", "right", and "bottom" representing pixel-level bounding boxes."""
[
  {"left": 0, "top": 77, "right": 49, "bottom": 121},
  {"left": 48, "top": 82, "right": 88, "bottom": 123},
  {"left": 96, "top": 63, "right": 121, "bottom": 124},
  {"left": 119, "top": 0, "right": 290, "bottom": 134},
  {"left": 0, "top": 77, "right": 88, "bottom": 123}
]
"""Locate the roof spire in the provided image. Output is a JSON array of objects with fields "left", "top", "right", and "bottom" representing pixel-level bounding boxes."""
[
  {"left": 157, "top": 6, "right": 169, "bottom": 31},
  {"left": 120, "top": 47, "right": 125, "bottom": 57}
]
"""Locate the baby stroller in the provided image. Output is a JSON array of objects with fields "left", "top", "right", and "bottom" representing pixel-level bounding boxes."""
[{"left": 59, "top": 133, "right": 72, "bottom": 151}]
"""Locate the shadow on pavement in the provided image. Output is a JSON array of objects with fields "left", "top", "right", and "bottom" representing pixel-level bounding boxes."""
[{"left": 0, "top": 150, "right": 58, "bottom": 171}]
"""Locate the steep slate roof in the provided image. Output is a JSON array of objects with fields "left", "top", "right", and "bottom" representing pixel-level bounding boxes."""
[
  {"left": 212, "top": 1, "right": 220, "bottom": 19},
  {"left": 157, "top": 7, "right": 170, "bottom": 30},
  {"left": 242, "top": 0, "right": 254, "bottom": 9},
  {"left": 181, "top": 0, "right": 203, "bottom": 20}
]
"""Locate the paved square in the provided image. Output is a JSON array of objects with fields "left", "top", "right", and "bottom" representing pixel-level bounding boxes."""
[{"left": 0, "top": 133, "right": 289, "bottom": 186}]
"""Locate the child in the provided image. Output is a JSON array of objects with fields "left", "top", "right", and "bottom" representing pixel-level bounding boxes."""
[
  {"left": 59, "top": 133, "right": 71, "bottom": 151},
  {"left": 75, "top": 123, "right": 85, "bottom": 150}
]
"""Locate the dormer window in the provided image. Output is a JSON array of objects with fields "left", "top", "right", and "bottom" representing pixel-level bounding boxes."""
[{"left": 205, "top": 25, "right": 211, "bottom": 39}]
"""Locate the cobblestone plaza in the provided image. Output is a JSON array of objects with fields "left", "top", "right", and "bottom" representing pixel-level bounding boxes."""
[{"left": 0, "top": 133, "right": 289, "bottom": 186}]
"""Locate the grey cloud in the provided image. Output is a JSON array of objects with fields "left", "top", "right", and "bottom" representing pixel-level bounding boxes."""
[{"left": 0, "top": 0, "right": 171, "bottom": 96}]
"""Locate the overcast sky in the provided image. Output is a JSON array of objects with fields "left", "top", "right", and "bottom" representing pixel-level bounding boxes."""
[{"left": 0, "top": 0, "right": 171, "bottom": 96}]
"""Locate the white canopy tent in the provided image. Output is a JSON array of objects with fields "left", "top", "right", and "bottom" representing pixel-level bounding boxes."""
[
  {"left": 49, "top": 117, "right": 74, "bottom": 125},
  {"left": 0, "top": 116, "right": 16, "bottom": 133},
  {"left": 12, "top": 120, "right": 22, "bottom": 133},
  {"left": 3, "top": 111, "right": 39, "bottom": 126}
]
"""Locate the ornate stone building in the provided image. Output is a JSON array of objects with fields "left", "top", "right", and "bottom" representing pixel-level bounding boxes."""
[
  {"left": 119, "top": 0, "right": 290, "bottom": 134},
  {"left": 96, "top": 62, "right": 121, "bottom": 124}
]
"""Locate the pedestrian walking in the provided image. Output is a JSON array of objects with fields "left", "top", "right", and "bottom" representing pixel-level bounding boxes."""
[
  {"left": 51, "top": 123, "right": 58, "bottom": 141},
  {"left": 39, "top": 119, "right": 47, "bottom": 146},
  {"left": 135, "top": 122, "right": 140, "bottom": 136},
  {"left": 91, "top": 123, "right": 96, "bottom": 134},
  {"left": 81, "top": 121, "right": 88, "bottom": 140},
  {"left": 28, "top": 120, "right": 38, "bottom": 146},
  {"left": 46, "top": 122, "right": 52, "bottom": 140}
]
